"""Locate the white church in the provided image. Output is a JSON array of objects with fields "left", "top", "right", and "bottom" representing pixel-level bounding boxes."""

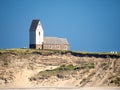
[{"left": 29, "top": 19, "right": 70, "bottom": 50}]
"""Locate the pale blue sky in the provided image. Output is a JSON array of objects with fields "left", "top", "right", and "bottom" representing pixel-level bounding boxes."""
[{"left": 0, "top": 0, "right": 120, "bottom": 52}]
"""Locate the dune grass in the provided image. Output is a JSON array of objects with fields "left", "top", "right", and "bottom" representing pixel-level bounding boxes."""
[
  {"left": 29, "top": 64, "right": 78, "bottom": 80},
  {"left": 110, "top": 76, "right": 120, "bottom": 86},
  {"left": 0, "top": 48, "right": 120, "bottom": 58},
  {"left": 29, "top": 62, "right": 96, "bottom": 81},
  {"left": 0, "top": 48, "right": 70, "bottom": 56}
]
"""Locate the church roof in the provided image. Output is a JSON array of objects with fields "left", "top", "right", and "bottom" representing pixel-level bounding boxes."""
[
  {"left": 44, "top": 37, "right": 69, "bottom": 45},
  {"left": 30, "top": 19, "right": 40, "bottom": 31}
]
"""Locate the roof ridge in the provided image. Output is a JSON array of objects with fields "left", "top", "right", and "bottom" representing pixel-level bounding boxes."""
[{"left": 44, "top": 36, "right": 66, "bottom": 39}]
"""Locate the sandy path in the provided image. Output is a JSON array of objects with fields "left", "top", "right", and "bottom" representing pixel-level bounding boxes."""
[
  {"left": 0, "top": 87, "right": 120, "bottom": 90},
  {"left": 5, "top": 65, "right": 58, "bottom": 88}
]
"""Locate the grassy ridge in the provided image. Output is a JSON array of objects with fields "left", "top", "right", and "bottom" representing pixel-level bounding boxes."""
[
  {"left": 0, "top": 48, "right": 69, "bottom": 55},
  {"left": 0, "top": 48, "right": 120, "bottom": 58}
]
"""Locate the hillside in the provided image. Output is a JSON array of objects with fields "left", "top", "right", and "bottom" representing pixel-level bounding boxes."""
[{"left": 0, "top": 49, "right": 120, "bottom": 88}]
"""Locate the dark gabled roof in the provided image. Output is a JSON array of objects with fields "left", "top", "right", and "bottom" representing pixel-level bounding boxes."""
[
  {"left": 30, "top": 19, "right": 40, "bottom": 31},
  {"left": 44, "top": 37, "right": 69, "bottom": 45}
]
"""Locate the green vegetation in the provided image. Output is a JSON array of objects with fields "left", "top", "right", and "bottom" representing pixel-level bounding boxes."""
[
  {"left": 71, "top": 51, "right": 120, "bottom": 57},
  {"left": 0, "top": 48, "right": 120, "bottom": 58},
  {"left": 29, "top": 64, "right": 79, "bottom": 81},
  {"left": 0, "top": 48, "right": 70, "bottom": 56},
  {"left": 29, "top": 63, "right": 96, "bottom": 81},
  {"left": 110, "top": 76, "right": 120, "bottom": 86},
  {"left": 72, "top": 51, "right": 120, "bottom": 55},
  {"left": 83, "top": 62, "right": 95, "bottom": 69},
  {"left": 80, "top": 78, "right": 87, "bottom": 84},
  {"left": 101, "top": 62, "right": 109, "bottom": 70},
  {"left": 56, "top": 64, "right": 75, "bottom": 71}
]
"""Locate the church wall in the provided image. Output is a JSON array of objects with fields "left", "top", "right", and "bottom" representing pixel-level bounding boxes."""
[
  {"left": 36, "top": 22, "right": 44, "bottom": 45},
  {"left": 29, "top": 44, "right": 42, "bottom": 49},
  {"left": 43, "top": 44, "right": 70, "bottom": 50},
  {"left": 30, "top": 31, "right": 36, "bottom": 44}
]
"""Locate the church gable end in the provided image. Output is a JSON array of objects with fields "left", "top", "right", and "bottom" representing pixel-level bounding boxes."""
[{"left": 29, "top": 19, "right": 44, "bottom": 49}]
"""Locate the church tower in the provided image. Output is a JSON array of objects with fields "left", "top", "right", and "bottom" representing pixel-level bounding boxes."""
[{"left": 29, "top": 19, "right": 44, "bottom": 49}]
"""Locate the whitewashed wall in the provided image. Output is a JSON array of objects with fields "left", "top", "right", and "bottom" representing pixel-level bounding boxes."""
[
  {"left": 30, "top": 21, "right": 44, "bottom": 45},
  {"left": 36, "top": 21, "right": 44, "bottom": 45}
]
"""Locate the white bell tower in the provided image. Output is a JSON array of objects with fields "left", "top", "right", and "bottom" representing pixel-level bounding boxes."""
[{"left": 29, "top": 19, "right": 44, "bottom": 49}]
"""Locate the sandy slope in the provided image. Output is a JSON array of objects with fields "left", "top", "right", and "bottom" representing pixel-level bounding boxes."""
[{"left": 0, "top": 50, "right": 120, "bottom": 88}]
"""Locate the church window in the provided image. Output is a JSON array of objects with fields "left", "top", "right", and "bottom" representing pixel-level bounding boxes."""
[
  {"left": 57, "top": 45, "right": 60, "bottom": 49},
  {"left": 50, "top": 45, "right": 52, "bottom": 49},
  {"left": 64, "top": 46, "right": 67, "bottom": 50},
  {"left": 39, "top": 32, "right": 40, "bottom": 36}
]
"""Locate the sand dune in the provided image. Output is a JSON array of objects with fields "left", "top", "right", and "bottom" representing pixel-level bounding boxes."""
[{"left": 0, "top": 49, "right": 120, "bottom": 88}]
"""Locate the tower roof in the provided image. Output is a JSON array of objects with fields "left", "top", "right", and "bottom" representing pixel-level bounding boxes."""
[{"left": 30, "top": 19, "right": 40, "bottom": 31}]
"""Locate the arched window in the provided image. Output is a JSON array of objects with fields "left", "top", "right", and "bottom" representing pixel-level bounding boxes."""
[
  {"left": 39, "top": 32, "right": 40, "bottom": 36},
  {"left": 64, "top": 46, "right": 67, "bottom": 50}
]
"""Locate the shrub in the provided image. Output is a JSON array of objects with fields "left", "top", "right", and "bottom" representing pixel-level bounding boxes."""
[
  {"left": 56, "top": 74, "right": 64, "bottom": 78},
  {"left": 29, "top": 64, "right": 80, "bottom": 81},
  {"left": 80, "top": 78, "right": 87, "bottom": 84},
  {"left": 81, "top": 62, "right": 95, "bottom": 69},
  {"left": 85, "top": 62, "right": 95, "bottom": 69},
  {"left": 101, "top": 62, "right": 109, "bottom": 70},
  {"left": 110, "top": 77, "right": 120, "bottom": 86},
  {"left": 53, "top": 64, "right": 76, "bottom": 71}
]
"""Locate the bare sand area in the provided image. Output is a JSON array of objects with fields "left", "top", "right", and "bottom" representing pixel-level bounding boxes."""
[
  {"left": 0, "top": 87, "right": 120, "bottom": 90},
  {"left": 0, "top": 49, "right": 120, "bottom": 88}
]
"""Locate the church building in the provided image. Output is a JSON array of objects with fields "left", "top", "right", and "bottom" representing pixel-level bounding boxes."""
[{"left": 29, "top": 19, "right": 70, "bottom": 50}]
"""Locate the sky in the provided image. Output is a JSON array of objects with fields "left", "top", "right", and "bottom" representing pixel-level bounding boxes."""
[{"left": 0, "top": 0, "right": 120, "bottom": 52}]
